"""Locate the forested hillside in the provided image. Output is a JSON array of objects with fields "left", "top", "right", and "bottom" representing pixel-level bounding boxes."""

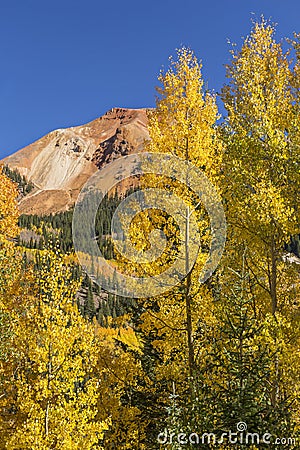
[{"left": 0, "top": 20, "right": 299, "bottom": 449}]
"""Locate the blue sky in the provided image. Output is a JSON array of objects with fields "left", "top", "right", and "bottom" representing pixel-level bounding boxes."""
[{"left": 0, "top": 0, "right": 299, "bottom": 158}]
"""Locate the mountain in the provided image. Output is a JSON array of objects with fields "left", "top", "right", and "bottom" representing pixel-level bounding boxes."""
[{"left": 2, "top": 108, "right": 150, "bottom": 215}]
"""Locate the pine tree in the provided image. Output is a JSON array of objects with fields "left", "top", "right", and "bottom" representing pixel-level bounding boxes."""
[
  {"left": 209, "top": 259, "right": 292, "bottom": 438},
  {"left": 84, "top": 280, "right": 96, "bottom": 321}
]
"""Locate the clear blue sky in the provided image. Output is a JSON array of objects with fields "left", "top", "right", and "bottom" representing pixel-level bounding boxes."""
[{"left": 0, "top": 0, "right": 299, "bottom": 158}]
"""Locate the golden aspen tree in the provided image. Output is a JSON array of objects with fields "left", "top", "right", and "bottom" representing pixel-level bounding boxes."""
[
  {"left": 4, "top": 249, "right": 108, "bottom": 449},
  {"left": 0, "top": 169, "right": 37, "bottom": 445},
  {"left": 0, "top": 167, "right": 21, "bottom": 313},
  {"left": 221, "top": 19, "right": 300, "bottom": 427},
  {"left": 221, "top": 19, "right": 299, "bottom": 315},
  {"left": 290, "top": 33, "right": 300, "bottom": 252},
  {"left": 0, "top": 167, "right": 20, "bottom": 324},
  {"left": 140, "top": 46, "right": 221, "bottom": 377},
  {"left": 0, "top": 168, "right": 20, "bottom": 381},
  {"left": 0, "top": 166, "right": 19, "bottom": 243},
  {"left": 94, "top": 320, "right": 146, "bottom": 449},
  {"left": 112, "top": 48, "right": 222, "bottom": 444}
]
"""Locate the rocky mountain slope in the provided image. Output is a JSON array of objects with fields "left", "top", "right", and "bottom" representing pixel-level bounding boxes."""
[{"left": 2, "top": 108, "right": 149, "bottom": 215}]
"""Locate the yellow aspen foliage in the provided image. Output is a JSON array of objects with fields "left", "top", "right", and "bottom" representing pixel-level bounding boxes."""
[
  {"left": 115, "top": 48, "right": 221, "bottom": 278},
  {"left": 0, "top": 167, "right": 19, "bottom": 243},
  {"left": 111, "top": 48, "right": 223, "bottom": 435},
  {"left": 0, "top": 167, "right": 22, "bottom": 310},
  {"left": 3, "top": 249, "right": 108, "bottom": 449},
  {"left": 221, "top": 19, "right": 300, "bottom": 428},
  {"left": 221, "top": 19, "right": 300, "bottom": 314},
  {"left": 0, "top": 170, "right": 37, "bottom": 445},
  {"left": 147, "top": 47, "right": 220, "bottom": 170},
  {"left": 94, "top": 320, "right": 146, "bottom": 449},
  {"left": 140, "top": 47, "right": 221, "bottom": 378}
]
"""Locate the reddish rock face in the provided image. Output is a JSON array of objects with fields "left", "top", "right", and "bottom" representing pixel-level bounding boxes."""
[{"left": 2, "top": 108, "right": 150, "bottom": 215}]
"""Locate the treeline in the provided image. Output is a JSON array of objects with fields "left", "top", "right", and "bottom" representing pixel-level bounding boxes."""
[
  {"left": 2, "top": 165, "right": 35, "bottom": 196},
  {"left": 19, "top": 209, "right": 74, "bottom": 253},
  {"left": 18, "top": 189, "right": 130, "bottom": 256}
]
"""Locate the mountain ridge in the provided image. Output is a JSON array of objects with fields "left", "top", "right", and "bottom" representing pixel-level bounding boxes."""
[{"left": 2, "top": 108, "right": 150, "bottom": 215}]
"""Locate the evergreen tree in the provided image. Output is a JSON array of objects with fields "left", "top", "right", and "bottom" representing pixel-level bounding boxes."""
[{"left": 84, "top": 280, "right": 96, "bottom": 321}]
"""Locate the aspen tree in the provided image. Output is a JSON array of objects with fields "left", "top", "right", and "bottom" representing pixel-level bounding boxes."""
[
  {"left": 116, "top": 48, "right": 222, "bottom": 443},
  {"left": 221, "top": 19, "right": 300, "bottom": 425},
  {"left": 5, "top": 249, "right": 108, "bottom": 449},
  {"left": 221, "top": 19, "right": 300, "bottom": 316},
  {"left": 140, "top": 47, "right": 221, "bottom": 379}
]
